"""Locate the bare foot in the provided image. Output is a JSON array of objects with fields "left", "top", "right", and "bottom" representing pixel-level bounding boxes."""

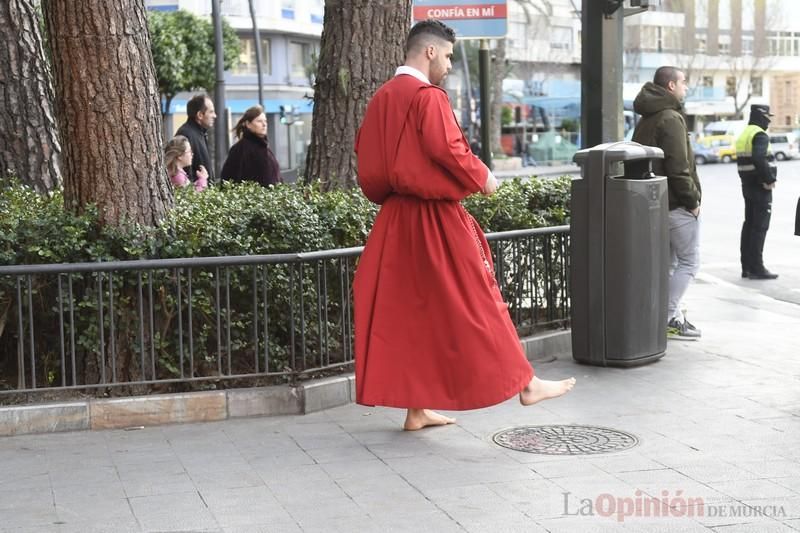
[
  {"left": 519, "top": 376, "right": 576, "bottom": 406},
  {"left": 403, "top": 409, "right": 456, "bottom": 431}
]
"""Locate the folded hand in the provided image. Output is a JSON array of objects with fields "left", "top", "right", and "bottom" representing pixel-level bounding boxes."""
[{"left": 482, "top": 174, "right": 498, "bottom": 196}]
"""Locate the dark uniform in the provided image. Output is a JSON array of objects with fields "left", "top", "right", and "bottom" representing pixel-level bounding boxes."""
[{"left": 735, "top": 104, "right": 778, "bottom": 280}]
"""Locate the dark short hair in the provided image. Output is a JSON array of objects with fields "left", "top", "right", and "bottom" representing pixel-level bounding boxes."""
[
  {"left": 187, "top": 94, "right": 211, "bottom": 120},
  {"left": 653, "top": 66, "right": 683, "bottom": 89},
  {"left": 405, "top": 19, "right": 456, "bottom": 56}
]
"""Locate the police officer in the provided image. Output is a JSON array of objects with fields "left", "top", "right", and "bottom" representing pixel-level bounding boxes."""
[{"left": 735, "top": 104, "right": 778, "bottom": 280}]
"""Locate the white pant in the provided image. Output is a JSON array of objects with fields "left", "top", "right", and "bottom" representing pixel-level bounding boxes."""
[{"left": 668, "top": 208, "right": 700, "bottom": 322}]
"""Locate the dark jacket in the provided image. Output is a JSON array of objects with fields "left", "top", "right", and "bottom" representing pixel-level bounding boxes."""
[
  {"left": 795, "top": 196, "right": 800, "bottom": 236},
  {"left": 175, "top": 119, "right": 213, "bottom": 183},
  {"left": 632, "top": 82, "right": 702, "bottom": 211},
  {"left": 220, "top": 130, "right": 282, "bottom": 187}
]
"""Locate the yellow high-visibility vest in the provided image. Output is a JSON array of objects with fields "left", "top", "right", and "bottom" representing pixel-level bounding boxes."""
[{"left": 735, "top": 124, "right": 770, "bottom": 173}]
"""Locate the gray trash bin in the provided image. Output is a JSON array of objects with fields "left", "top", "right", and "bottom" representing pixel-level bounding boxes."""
[{"left": 570, "top": 142, "right": 669, "bottom": 367}]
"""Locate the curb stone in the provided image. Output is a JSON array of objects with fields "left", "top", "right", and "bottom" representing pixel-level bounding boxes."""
[{"left": 0, "top": 331, "right": 568, "bottom": 437}]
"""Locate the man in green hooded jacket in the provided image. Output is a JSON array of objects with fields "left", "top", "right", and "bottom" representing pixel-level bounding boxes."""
[{"left": 632, "top": 66, "right": 702, "bottom": 341}]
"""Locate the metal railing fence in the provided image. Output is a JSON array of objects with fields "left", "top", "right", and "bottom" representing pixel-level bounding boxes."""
[{"left": 0, "top": 226, "right": 569, "bottom": 397}]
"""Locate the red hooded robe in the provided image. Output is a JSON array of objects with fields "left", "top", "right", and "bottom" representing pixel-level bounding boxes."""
[{"left": 353, "top": 73, "right": 533, "bottom": 410}]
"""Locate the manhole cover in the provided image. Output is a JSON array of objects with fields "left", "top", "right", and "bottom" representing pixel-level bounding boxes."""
[{"left": 492, "top": 425, "right": 639, "bottom": 455}]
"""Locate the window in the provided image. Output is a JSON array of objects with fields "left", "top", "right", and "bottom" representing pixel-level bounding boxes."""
[
  {"left": 550, "top": 26, "right": 572, "bottom": 51},
  {"left": 310, "top": 0, "right": 323, "bottom": 24},
  {"left": 509, "top": 22, "right": 527, "bottom": 49},
  {"left": 661, "top": 27, "right": 682, "bottom": 52},
  {"left": 281, "top": 0, "right": 295, "bottom": 19},
  {"left": 742, "top": 35, "right": 753, "bottom": 55},
  {"left": 524, "top": 80, "right": 544, "bottom": 96},
  {"left": 660, "top": 0, "right": 683, "bottom": 13},
  {"left": 289, "top": 41, "right": 314, "bottom": 80},
  {"left": 718, "top": 1, "right": 731, "bottom": 31},
  {"left": 768, "top": 35, "right": 778, "bottom": 55},
  {"left": 642, "top": 26, "right": 659, "bottom": 51},
  {"left": 726, "top": 76, "right": 737, "bottom": 97},
  {"left": 695, "top": 1, "right": 708, "bottom": 28},
  {"left": 790, "top": 32, "right": 799, "bottom": 56},
  {"left": 696, "top": 33, "right": 707, "bottom": 54},
  {"left": 718, "top": 34, "right": 730, "bottom": 55},
  {"left": 768, "top": 31, "right": 800, "bottom": 57},
  {"left": 784, "top": 80, "right": 792, "bottom": 105},
  {"left": 702, "top": 76, "right": 714, "bottom": 88},
  {"left": 750, "top": 76, "right": 762, "bottom": 97},
  {"left": 741, "top": 0, "right": 755, "bottom": 31},
  {"left": 780, "top": 32, "right": 792, "bottom": 56},
  {"left": 233, "top": 36, "right": 271, "bottom": 76},
  {"left": 642, "top": 26, "right": 681, "bottom": 53}
]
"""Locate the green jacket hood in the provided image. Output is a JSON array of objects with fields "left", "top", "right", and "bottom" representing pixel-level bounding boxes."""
[{"left": 633, "top": 82, "right": 683, "bottom": 117}]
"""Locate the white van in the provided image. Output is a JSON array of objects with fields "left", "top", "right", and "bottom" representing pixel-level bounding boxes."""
[{"left": 769, "top": 132, "right": 800, "bottom": 160}]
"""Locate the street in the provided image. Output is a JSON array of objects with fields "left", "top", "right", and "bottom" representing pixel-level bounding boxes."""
[
  {"left": 499, "top": 157, "right": 800, "bottom": 305},
  {"left": 698, "top": 158, "right": 800, "bottom": 306}
]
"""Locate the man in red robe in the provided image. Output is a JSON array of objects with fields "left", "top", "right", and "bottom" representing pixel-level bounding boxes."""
[{"left": 354, "top": 19, "right": 575, "bottom": 431}]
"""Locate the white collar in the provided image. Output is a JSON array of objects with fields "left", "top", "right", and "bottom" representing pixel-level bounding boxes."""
[{"left": 395, "top": 65, "right": 430, "bottom": 85}]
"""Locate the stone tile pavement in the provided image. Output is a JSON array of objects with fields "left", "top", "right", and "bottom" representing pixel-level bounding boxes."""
[{"left": 0, "top": 273, "right": 798, "bottom": 532}]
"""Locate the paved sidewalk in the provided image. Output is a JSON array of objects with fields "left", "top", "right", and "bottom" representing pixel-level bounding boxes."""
[{"left": 1, "top": 274, "right": 799, "bottom": 532}]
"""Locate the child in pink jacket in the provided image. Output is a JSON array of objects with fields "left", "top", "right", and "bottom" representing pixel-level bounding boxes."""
[{"left": 165, "top": 135, "right": 208, "bottom": 191}]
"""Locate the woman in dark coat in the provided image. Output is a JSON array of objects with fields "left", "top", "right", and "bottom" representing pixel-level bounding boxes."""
[{"left": 221, "top": 105, "right": 282, "bottom": 186}]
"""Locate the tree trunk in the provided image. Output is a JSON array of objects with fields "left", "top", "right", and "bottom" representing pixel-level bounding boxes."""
[
  {"left": 43, "top": 0, "right": 172, "bottom": 227},
  {"left": 0, "top": 0, "right": 62, "bottom": 194},
  {"left": 305, "top": 0, "right": 411, "bottom": 191}
]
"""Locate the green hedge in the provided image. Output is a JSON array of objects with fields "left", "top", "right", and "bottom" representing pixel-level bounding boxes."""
[
  {"left": 0, "top": 176, "right": 570, "bottom": 396},
  {"left": 464, "top": 176, "right": 570, "bottom": 231},
  {"left": 1, "top": 176, "right": 569, "bottom": 265},
  {"left": 0, "top": 181, "right": 378, "bottom": 265}
]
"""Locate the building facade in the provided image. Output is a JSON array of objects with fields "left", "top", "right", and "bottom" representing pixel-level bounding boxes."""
[
  {"left": 147, "top": 0, "right": 800, "bottom": 166},
  {"left": 501, "top": 0, "right": 800, "bottom": 134},
  {"left": 624, "top": 0, "right": 800, "bottom": 132},
  {"left": 505, "top": 0, "right": 582, "bottom": 94},
  {"left": 146, "top": 0, "right": 323, "bottom": 170}
]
